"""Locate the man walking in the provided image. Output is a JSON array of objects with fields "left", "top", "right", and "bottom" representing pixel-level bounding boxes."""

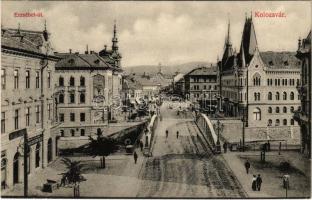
[
  {"left": 223, "top": 142, "right": 228, "bottom": 153},
  {"left": 133, "top": 151, "right": 138, "bottom": 164},
  {"left": 139, "top": 140, "right": 144, "bottom": 151},
  {"left": 256, "top": 174, "right": 262, "bottom": 191},
  {"left": 245, "top": 160, "right": 251, "bottom": 174},
  {"left": 166, "top": 130, "right": 169, "bottom": 138},
  {"left": 176, "top": 131, "right": 179, "bottom": 139}
]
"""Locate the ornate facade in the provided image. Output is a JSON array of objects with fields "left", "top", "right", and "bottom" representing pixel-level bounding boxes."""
[
  {"left": 218, "top": 15, "right": 301, "bottom": 129},
  {"left": 1, "top": 25, "right": 60, "bottom": 191}
]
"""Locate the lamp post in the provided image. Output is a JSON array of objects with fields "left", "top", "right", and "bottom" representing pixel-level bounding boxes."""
[
  {"left": 214, "top": 119, "right": 223, "bottom": 154},
  {"left": 241, "top": 108, "right": 246, "bottom": 152}
]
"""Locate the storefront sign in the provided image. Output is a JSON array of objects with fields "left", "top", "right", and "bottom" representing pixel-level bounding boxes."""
[
  {"left": 9, "top": 129, "right": 26, "bottom": 140},
  {"left": 28, "top": 134, "right": 43, "bottom": 146}
]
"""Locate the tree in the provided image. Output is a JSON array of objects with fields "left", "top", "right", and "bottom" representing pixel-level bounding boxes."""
[
  {"left": 88, "top": 128, "right": 119, "bottom": 168},
  {"left": 61, "top": 157, "right": 86, "bottom": 184}
]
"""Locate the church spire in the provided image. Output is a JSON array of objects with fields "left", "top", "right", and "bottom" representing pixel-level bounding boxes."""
[
  {"left": 112, "top": 20, "right": 118, "bottom": 52},
  {"left": 222, "top": 18, "right": 233, "bottom": 64}
]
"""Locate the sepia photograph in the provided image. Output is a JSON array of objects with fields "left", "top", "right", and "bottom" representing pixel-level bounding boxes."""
[{"left": 0, "top": 1, "right": 311, "bottom": 198}]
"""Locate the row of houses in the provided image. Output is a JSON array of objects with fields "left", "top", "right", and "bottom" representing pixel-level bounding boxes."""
[{"left": 1, "top": 23, "right": 124, "bottom": 191}]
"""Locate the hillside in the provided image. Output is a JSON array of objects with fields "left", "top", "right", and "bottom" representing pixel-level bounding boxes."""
[{"left": 123, "top": 61, "right": 214, "bottom": 75}]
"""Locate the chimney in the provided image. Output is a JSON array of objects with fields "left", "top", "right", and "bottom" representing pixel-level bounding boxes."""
[
  {"left": 90, "top": 50, "right": 94, "bottom": 54},
  {"left": 104, "top": 45, "right": 107, "bottom": 51},
  {"left": 69, "top": 49, "right": 72, "bottom": 54},
  {"left": 85, "top": 44, "right": 89, "bottom": 54}
]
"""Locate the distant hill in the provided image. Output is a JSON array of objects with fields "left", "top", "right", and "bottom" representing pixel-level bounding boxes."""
[{"left": 123, "top": 61, "right": 214, "bottom": 75}]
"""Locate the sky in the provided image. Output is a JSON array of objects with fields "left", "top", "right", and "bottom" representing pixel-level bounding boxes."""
[{"left": 1, "top": 1, "right": 311, "bottom": 67}]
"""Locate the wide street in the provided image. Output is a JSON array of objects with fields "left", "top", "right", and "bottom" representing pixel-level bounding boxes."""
[{"left": 136, "top": 101, "right": 246, "bottom": 197}]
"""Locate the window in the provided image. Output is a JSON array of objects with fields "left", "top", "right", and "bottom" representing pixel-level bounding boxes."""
[
  {"left": 275, "top": 119, "right": 280, "bottom": 126},
  {"left": 47, "top": 104, "right": 51, "bottom": 120},
  {"left": 35, "top": 105, "right": 40, "bottom": 123},
  {"left": 60, "top": 130, "right": 64, "bottom": 137},
  {"left": 80, "top": 77, "right": 85, "bottom": 86},
  {"left": 276, "top": 107, "right": 280, "bottom": 113},
  {"left": 290, "top": 92, "right": 294, "bottom": 100},
  {"left": 26, "top": 107, "right": 30, "bottom": 126},
  {"left": 296, "top": 79, "right": 300, "bottom": 86},
  {"left": 268, "top": 119, "right": 272, "bottom": 126},
  {"left": 80, "top": 113, "right": 85, "bottom": 122},
  {"left": 257, "top": 93, "right": 260, "bottom": 101},
  {"left": 278, "top": 79, "right": 280, "bottom": 86},
  {"left": 1, "top": 112, "right": 5, "bottom": 133},
  {"left": 290, "top": 106, "right": 294, "bottom": 113},
  {"left": 26, "top": 70, "right": 30, "bottom": 88},
  {"left": 283, "top": 119, "right": 287, "bottom": 126},
  {"left": 283, "top": 106, "right": 287, "bottom": 113},
  {"left": 291, "top": 119, "right": 295, "bottom": 125},
  {"left": 1, "top": 69, "right": 6, "bottom": 89},
  {"left": 47, "top": 72, "right": 51, "bottom": 88},
  {"left": 253, "top": 74, "right": 261, "bottom": 86},
  {"left": 253, "top": 108, "right": 261, "bottom": 120},
  {"left": 14, "top": 70, "right": 19, "bottom": 89},
  {"left": 283, "top": 92, "right": 287, "bottom": 100},
  {"left": 59, "top": 94, "right": 64, "bottom": 104},
  {"left": 14, "top": 109, "right": 19, "bottom": 130},
  {"left": 276, "top": 92, "right": 280, "bottom": 100},
  {"left": 80, "top": 129, "right": 85, "bottom": 136},
  {"left": 204, "top": 85, "right": 206, "bottom": 90},
  {"left": 59, "top": 76, "right": 64, "bottom": 86},
  {"left": 59, "top": 113, "right": 64, "bottom": 122},
  {"left": 70, "top": 113, "right": 75, "bottom": 122},
  {"left": 268, "top": 107, "right": 272, "bottom": 113},
  {"left": 35, "top": 71, "right": 40, "bottom": 88},
  {"left": 70, "top": 93, "right": 75, "bottom": 103},
  {"left": 71, "top": 129, "right": 75, "bottom": 137},
  {"left": 70, "top": 77, "right": 75, "bottom": 86},
  {"left": 268, "top": 92, "right": 272, "bottom": 100}
]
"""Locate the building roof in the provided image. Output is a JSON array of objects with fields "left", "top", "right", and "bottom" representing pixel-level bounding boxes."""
[
  {"left": 55, "top": 52, "right": 122, "bottom": 71},
  {"left": 260, "top": 51, "right": 301, "bottom": 69},
  {"left": 185, "top": 66, "right": 218, "bottom": 76},
  {"left": 298, "top": 30, "right": 311, "bottom": 53},
  {"left": 123, "top": 76, "right": 143, "bottom": 90}
]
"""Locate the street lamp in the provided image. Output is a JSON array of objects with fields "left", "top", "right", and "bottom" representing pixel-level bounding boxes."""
[
  {"left": 241, "top": 108, "right": 247, "bottom": 152},
  {"left": 213, "top": 119, "right": 223, "bottom": 154}
]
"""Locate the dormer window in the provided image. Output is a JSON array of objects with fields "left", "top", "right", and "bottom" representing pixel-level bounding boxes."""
[
  {"left": 284, "top": 61, "right": 289, "bottom": 66},
  {"left": 269, "top": 61, "right": 274, "bottom": 66},
  {"left": 68, "top": 59, "right": 75, "bottom": 65},
  {"left": 94, "top": 59, "right": 100, "bottom": 64}
]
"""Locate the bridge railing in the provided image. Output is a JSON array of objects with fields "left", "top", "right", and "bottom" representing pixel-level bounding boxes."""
[{"left": 195, "top": 113, "right": 218, "bottom": 153}]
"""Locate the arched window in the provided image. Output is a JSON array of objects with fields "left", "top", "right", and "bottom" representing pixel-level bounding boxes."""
[
  {"left": 59, "top": 94, "right": 64, "bottom": 104},
  {"left": 290, "top": 92, "right": 294, "bottom": 100},
  {"left": 268, "top": 119, "right": 272, "bottom": 126},
  {"left": 276, "top": 107, "right": 280, "bottom": 113},
  {"left": 70, "top": 93, "right": 75, "bottom": 103},
  {"left": 80, "top": 93, "right": 85, "bottom": 103},
  {"left": 276, "top": 92, "right": 280, "bottom": 100},
  {"left": 291, "top": 119, "right": 295, "bottom": 125},
  {"left": 13, "top": 152, "right": 20, "bottom": 184},
  {"left": 71, "top": 129, "right": 75, "bottom": 137},
  {"left": 283, "top": 92, "right": 287, "bottom": 100},
  {"left": 275, "top": 119, "right": 280, "bottom": 126},
  {"left": 257, "top": 93, "right": 260, "bottom": 101},
  {"left": 268, "top": 107, "right": 272, "bottom": 113},
  {"left": 283, "top": 119, "right": 287, "bottom": 125},
  {"left": 59, "top": 76, "right": 64, "bottom": 86},
  {"left": 60, "top": 130, "right": 64, "bottom": 137},
  {"left": 290, "top": 106, "right": 294, "bottom": 113},
  {"left": 69, "top": 77, "right": 75, "bottom": 86},
  {"left": 253, "top": 73, "right": 261, "bottom": 86},
  {"left": 80, "top": 76, "right": 85, "bottom": 86},
  {"left": 1, "top": 158, "right": 7, "bottom": 188},
  {"left": 253, "top": 108, "right": 261, "bottom": 120},
  {"left": 268, "top": 92, "right": 272, "bottom": 100},
  {"left": 283, "top": 106, "right": 287, "bottom": 113},
  {"left": 254, "top": 93, "right": 257, "bottom": 101}
]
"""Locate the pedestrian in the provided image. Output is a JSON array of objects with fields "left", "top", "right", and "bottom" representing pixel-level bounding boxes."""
[
  {"left": 256, "top": 174, "right": 262, "bottom": 191},
  {"left": 166, "top": 130, "right": 168, "bottom": 138},
  {"left": 176, "top": 131, "right": 179, "bottom": 139},
  {"left": 133, "top": 151, "right": 138, "bottom": 164},
  {"left": 139, "top": 140, "right": 143, "bottom": 151},
  {"left": 223, "top": 142, "right": 228, "bottom": 153},
  {"left": 252, "top": 175, "right": 257, "bottom": 191},
  {"left": 267, "top": 140, "right": 271, "bottom": 151},
  {"left": 60, "top": 175, "right": 66, "bottom": 187},
  {"left": 245, "top": 160, "right": 251, "bottom": 174}
]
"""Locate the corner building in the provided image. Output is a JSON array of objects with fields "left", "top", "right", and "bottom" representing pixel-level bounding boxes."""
[
  {"left": 218, "top": 15, "right": 301, "bottom": 131},
  {"left": 1, "top": 26, "right": 59, "bottom": 191}
]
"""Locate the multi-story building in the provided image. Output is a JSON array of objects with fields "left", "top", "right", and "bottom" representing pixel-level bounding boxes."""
[
  {"left": 54, "top": 24, "right": 123, "bottom": 138},
  {"left": 1, "top": 25, "right": 59, "bottom": 190},
  {"left": 218, "top": 15, "right": 301, "bottom": 129},
  {"left": 294, "top": 31, "right": 311, "bottom": 157},
  {"left": 184, "top": 66, "right": 219, "bottom": 110},
  {"left": 172, "top": 72, "right": 185, "bottom": 97}
]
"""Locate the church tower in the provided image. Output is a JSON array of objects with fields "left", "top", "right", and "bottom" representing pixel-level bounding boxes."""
[{"left": 112, "top": 21, "right": 118, "bottom": 53}]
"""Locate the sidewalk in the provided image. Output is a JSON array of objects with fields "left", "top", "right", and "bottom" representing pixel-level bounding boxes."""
[{"left": 222, "top": 150, "right": 311, "bottom": 198}]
